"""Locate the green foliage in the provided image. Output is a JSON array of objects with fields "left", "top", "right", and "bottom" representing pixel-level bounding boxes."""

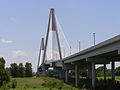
[
  {"left": 0, "top": 69, "right": 10, "bottom": 86},
  {"left": 18, "top": 63, "right": 25, "bottom": 77},
  {"left": 95, "top": 79, "right": 120, "bottom": 90},
  {"left": 40, "top": 73, "right": 48, "bottom": 77},
  {"left": 96, "top": 66, "right": 111, "bottom": 77},
  {"left": 9, "top": 77, "right": 79, "bottom": 90},
  {"left": 25, "top": 62, "right": 32, "bottom": 77},
  {"left": 78, "top": 78, "right": 92, "bottom": 89},
  {"left": 0, "top": 58, "right": 5, "bottom": 69},
  {"left": 11, "top": 79, "right": 17, "bottom": 88},
  {"left": 0, "top": 79, "right": 17, "bottom": 89},
  {"left": 10, "top": 62, "right": 33, "bottom": 77},
  {"left": 79, "top": 70, "right": 87, "bottom": 77},
  {"left": 96, "top": 66, "right": 104, "bottom": 77},
  {"left": 41, "top": 77, "right": 64, "bottom": 89},
  {"left": 0, "top": 82, "right": 9, "bottom": 90},
  {"left": 0, "top": 58, "right": 10, "bottom": 87},
  {"left": 10, "top": 63, "right": 18, "bottom": 77},
  {"left": 6, "top": 67, "right": 11, "bottom": 76},
  {"left": 115, "top": 66, "right": 120, "bottom": 76}
]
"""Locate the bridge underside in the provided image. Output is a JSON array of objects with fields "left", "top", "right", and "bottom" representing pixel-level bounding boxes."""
[
  {"left": 43, "top": 36, "right": 120, "bottom": 88},
  {"left": 62, "top": 50, "right": 120, "bottom": 87}
]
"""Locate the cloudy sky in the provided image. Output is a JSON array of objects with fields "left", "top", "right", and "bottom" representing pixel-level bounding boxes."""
[{"left": 0, "top": 0, "right": 120, "bottom": 71}]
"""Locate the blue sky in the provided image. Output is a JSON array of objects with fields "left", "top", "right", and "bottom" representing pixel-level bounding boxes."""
[{"left": 0, "top": 0, "right": 120, "bottom": 71}]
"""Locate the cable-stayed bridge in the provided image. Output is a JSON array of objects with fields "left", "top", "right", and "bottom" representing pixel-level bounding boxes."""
[{"left": 37, "top": 8, "right": 120, "bottom": 87}]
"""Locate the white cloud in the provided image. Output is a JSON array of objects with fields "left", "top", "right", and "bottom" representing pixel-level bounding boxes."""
[
  {"left": 11, "top": 50, "right": 26, "bottom": 58},
  {"left": 1, "top": 39, "right": 13, "bottom": 43}
]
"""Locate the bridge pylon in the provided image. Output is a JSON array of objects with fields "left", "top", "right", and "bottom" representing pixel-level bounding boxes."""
[
  {"left": 37, "top": 8, "right": 63, "bottom": 75},
  {"left": 36, "top": 38, "right": 44, "bottom": 75}
]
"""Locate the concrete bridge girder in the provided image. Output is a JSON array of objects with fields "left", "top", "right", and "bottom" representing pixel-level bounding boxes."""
[
  {"left": 52, "top": 61, "right": 63, "bottom": 67},
  {"left": 63, "top": 63, "right": 74, "bottom": 70},
  {"left": 64, "top": 41, "right": 120, "bottom": 64},
  {"left": 86, "top": 57, "right": 110, "bottom": 64},
  {"left": 63, "top": 60, "right": 92, "bottom": 70},
  {"left": 53, "top": 67, "right": 65, "bottom": 79}
]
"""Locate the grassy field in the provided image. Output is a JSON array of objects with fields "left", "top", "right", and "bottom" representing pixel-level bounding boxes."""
[
  {"left": 1, "top": 76, "right": 120, "bottom": 90},
  {"left": 9, "top": 77, "right": 80, "bottom": 90},
  {"left": 97, "top": 76, "right": 120, "bottom": 80}
]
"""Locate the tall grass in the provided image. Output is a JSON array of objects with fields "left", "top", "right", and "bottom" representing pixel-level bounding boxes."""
[{"left": 8, "top": 77, "right": 80, "bottom": 90}]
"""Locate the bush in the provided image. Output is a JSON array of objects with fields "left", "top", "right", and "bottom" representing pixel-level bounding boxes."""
[
  {"left": 0, "top": 82, "right": 9, "bottom": 90},
  {"left": 69, "top": 77, "right": 120, "bottom": 90},
  {"left": 11, "top": 79, "right": 17, "bottom": 88},
  {"left": 95, "top": 79, "right": 120, "bottom": 90},
  {"left": 0, "top": 79, "right": 17, "bottom": 90},
  {"left": 41, "top": 77, "right": 64, "bottom": 89},
  {"left": 40, "top": 73, "right": 48, "bottom": 77},
  {"left": 0, "top": 58, "right": 10, "bottom": 87},
  {"left": 78, "top": 78, "right": 92, "bottom": 89}
]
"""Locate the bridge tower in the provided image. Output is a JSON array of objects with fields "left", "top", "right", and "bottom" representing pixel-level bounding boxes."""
[
  {"left": 37, "top": 8, "right": 63, "bottom": 74},
  {"left": 37, "top": 38, "right": 44, "bottom": 75}
]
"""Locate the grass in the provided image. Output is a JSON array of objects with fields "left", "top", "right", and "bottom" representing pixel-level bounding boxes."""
[
  {"left": 97, "top": 76, "right": 111, "bottom": 80},
  {"left": 1, "top": 76, "right": 120, "bottom": 90},
  {"left": 116, "top": 76, "right": 120, "bottom": 80},
  {"left": 97, "top": 76, "right": 120, "bottom": 81},
  {"left": 9, "top": 77, "right": 80, "bottom": 90}
]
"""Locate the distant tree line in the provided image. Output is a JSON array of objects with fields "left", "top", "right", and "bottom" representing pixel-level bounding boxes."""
[
  {"left": 96, "top": 66, "right": 120, "bottom": 77},
  {"left": 0, "top": 57, "right": 33, "bottom": 88},
  {"left": 9, "top": 62, "right": 32, "bottom": 77},
  {"left": 69, "top": 66, "right": 120, "bottom": 77}
]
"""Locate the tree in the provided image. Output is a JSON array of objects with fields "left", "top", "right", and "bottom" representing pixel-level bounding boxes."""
[
  {"left": 10, "top": 63, "right": 18, "bottom": 77},
  {"left": 6, "top": 67, "right": 11, "bottom": 76},
  {"left": 18, "top": 63, "right": 24, "bottom": 77},
  {"left": 115, "top": 66, "right": 120, "bottom": 76},
  {"left": 0, "top": 57, "right": 10, "bottom": 87},
  {"left": 25, "top": 62, "right": 32, "bottom": 77},
  {"left": 96, "top": 66, "right": 104, "bottom": 77}
]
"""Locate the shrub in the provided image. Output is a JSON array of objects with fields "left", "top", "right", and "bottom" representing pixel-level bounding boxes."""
[
  {"left": 95, "top": 79, "right": 120, "bottom": 90},
  {"left": 0, "top": 82, "right": 9, "bottom": 90},
  {"left": 41, "top": 77, "right": 64, "bottom": 89},
  {"left": 11, "top": 79, "right": 17, "bottom": 88},
  {"left": 78, "top": 78, "right": 92, "bottom": 89}
]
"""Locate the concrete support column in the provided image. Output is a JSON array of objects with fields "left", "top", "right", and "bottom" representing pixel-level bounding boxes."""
[
  {"left": 88, "top": 63, "right": 92, "bottom": 79},
  {"left": 75, "top": 64, "right": 79, "bottom": 87},
  {"left": 92, "top": 62, "right": 95, "bottom": 88},
  {"left": 65, "top": 70, "right": 69, "bottom": 82},
  {"left": 104, "top": 64, "right": 106, "bottom": 80},
  {"left": 60, "top": 70, "right": 65, "bottom": 79},
  {"left": 111, "top": 61, "right": 115, "bottom": 80},
  {"left": 54, "top": 67, "right": 65, "bottom": 79},
  {"left": 42, "top": 64, "right": 46, "bottom": 74}
]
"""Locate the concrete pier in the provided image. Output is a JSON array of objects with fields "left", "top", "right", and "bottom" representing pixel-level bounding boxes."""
[
  {"left": 111, "top": 61, "right": 115, "bottom": 80},
  {"left": 104, "top": 63, "right": 106, "bottom": 80},
  {"left": 65, "top": 70, "right": 68, "bottom": 82},
  {"left": 92, "top": 62, "right": 95, "bottom": 87},
  {"left": 75, "top": 64, "right": 79, "bottom": 87}
]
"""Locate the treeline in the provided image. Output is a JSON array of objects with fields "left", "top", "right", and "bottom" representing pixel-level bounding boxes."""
[
  {"left": 0, "top": 57, "right": 33, "bottom": 89},
  {"left": 8, "top": 62, "right": 32, "bottom": 77},
  {"left": 75, "top": 66, "right": 120, "bottom": 77},
  {"left": 96, "top": 66, "right": 120, "bottom": 77}
]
